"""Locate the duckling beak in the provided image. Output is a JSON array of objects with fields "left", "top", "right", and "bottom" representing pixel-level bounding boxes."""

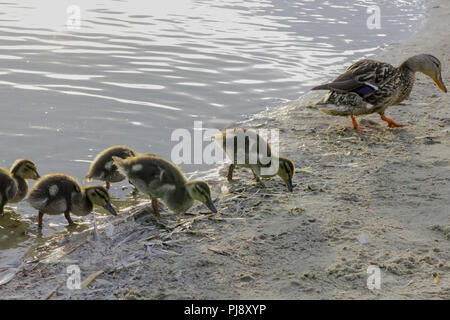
[
  {"left": 205, "top": 198, "right": 217, "bottom": 213},
  {"left": 434, "top": 74, "right": 447, "bottom": 93},
  {"left": 285, "top": 177, "right": 293, "bottom": 192},
  {"left": 34, "top": 171, "right": 41, "bottom": 180},
  {"left": 104, "top": 201, "right": 117, "bottom": 216}
]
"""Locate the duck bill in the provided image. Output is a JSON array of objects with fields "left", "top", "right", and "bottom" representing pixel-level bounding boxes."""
[
  {"left": 434, "top": 75, "right": 447, "bottom": 93},
  {"left": 104, "top": 201, "right": 117, "bottom": 216},
  {"left": 285, "top": 178, "right": 293, "bottom": 192},
  {"left": 34, "top": 171, "right": 41, "bottom": 180},
  {"left": 205, "top": 198, "right": 217, "bottom": 213}
]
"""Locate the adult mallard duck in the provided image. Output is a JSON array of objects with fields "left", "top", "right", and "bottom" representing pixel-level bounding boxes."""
[
  {"left": 85, "top": 145, "right": 137, "bottom": 190},
  {"left": 312, "top": 54, "right": 447, "bottom": 130},
  {"left": 112, "top": 154, "right": 217, "bottom": 216},
  {"left": 213, "top": 128, "right": 295, "bottom": 191},
  {"left": 27, "top": 173, "right": 117, "bottom": 227},
  {"left": 0, "top": 159, "right": 40, "bottom": 215}
]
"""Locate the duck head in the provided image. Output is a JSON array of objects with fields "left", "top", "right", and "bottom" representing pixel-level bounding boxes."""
[
  {"left": 185, "top": 180, "right": 217, "bottom": 213},
  {"left": 277, "top": 156, "right": 295, "bottom": 192},
  {"left": 85, "top": 185, "right": 117, "bottom": 216},
  {"left": 10, "top": 159, "right": 40, "bottom": 180},
  {"left": 403, "top": 54, "right": 447, "bottom": 93}
]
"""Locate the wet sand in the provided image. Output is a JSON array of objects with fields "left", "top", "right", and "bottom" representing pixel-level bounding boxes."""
[{"left": 1, "top": 0, "right": 449, "bottom": 299}]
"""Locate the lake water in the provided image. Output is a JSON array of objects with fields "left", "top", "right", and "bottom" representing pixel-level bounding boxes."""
[{"left": 0, "top": 0, "right": 424, "bottom": 268}]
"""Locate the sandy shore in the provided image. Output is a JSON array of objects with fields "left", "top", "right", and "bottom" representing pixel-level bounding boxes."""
[{"left": 1, "top": 0, "right": 449, "bottom": 299}]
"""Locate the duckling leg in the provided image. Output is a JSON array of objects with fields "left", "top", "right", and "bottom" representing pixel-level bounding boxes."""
[
  {"left": 227, "top": 164, "right": 237, "bottom": 182},
  {"left": 251, "top": 169, "right": 266, "bottom": 188},
  {"left": 380, "top": 114, "right": 407, "bottom": 128},
  {"left": 0, "top": 195, "right": 5, "bottom": 216},
  {"left": 131, "top": 187, "right": 139, "bottom": 196},
  {"left": 64, "top": 210, "right": 76, "bottom": 226},
  {"left": 350, "top": 115, "right": 365, "bottom": 131},
  {"left": 151, "top": 198, "right": 161, "bottom": 217},
  {"left": 38, "top": 211, "right": 44, "bottom": 228},
  {"left": 128, "top": 180, "right": 139, "bottom": 196}
]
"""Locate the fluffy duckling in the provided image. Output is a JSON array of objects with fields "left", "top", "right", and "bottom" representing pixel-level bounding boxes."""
[
  {"left": 27, "top": 173, "right": 117, "bottom": 228},
  {"left": 112, "top": 154, "right": 217, "bottom": 216},
  {"left": 312, "top": 54, "right": 447, "bottom": 130},
  {"left": 213, "top": 128, "right": 295, "bottom": 191},
  {"left": 0, "top": 159, "right": 40, "bottom": 215},
  {"left": 85, "top": 145, "right": 137, "bottom": 190}
]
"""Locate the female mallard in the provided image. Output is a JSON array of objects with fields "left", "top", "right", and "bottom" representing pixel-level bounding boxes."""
[
  {"left": 214, "top": 128, "right": 295, "bottom": 191},
  {"left": 27, "top": 173, "right": 117, "bottom": 227},
  {"left": 112, "top": 154, "right": 217, "bottom": 216},
  {"left": 312, "top": 54, "right": 447, "bottom": 130},
  {"left": 85, "top": 145, "right": 137, "bottom": 190},
  {"left": 0, "top": 159, "right": 40, "bottom": 215}
]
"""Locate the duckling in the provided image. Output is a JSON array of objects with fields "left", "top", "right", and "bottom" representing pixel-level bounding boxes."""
[
  {"left": 112, "top": 154, "right": 217, "bottom": 216},
  {"left": 85, "top": 145, "right": 137, "bottom": 190},
  {"left": 0, "top": 159, "right": 40, "bottom": 215},
  {"left": 213, "top": 128, "right": 295, "bottom": 191},
  {"left": 312, "top": 54, "right": 447, "bottom": 130},
  {"left": 27, "top": 173, "right": 117, "bottom": 228}
]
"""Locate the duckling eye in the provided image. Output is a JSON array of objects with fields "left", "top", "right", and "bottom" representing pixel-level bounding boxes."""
[
  {"left": 195, "top": 186, "right": 208, "bottom": 199},
  {"left": 431, "top": 60, "right": 440, "bottom": 69},
  {"left": 94, "top": 189, "right": 109, "bottom": 203},
  {"left": 24, "top": 166, "right": 35, "bottom": 173}
]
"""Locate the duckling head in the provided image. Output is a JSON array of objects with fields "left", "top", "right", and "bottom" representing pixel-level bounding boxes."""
[
  {"left": 85, "top": 185, "right": 117, "bottom": 216},
  {"left": 185, "top": 180, "right": 217, "bottom": 213},
  {"left": 10, "top": 159, "right": 40, "bottom": 180},
  {"left": 112, "top": 155, "right": 130, "bottom": 176},
  {"left": 277, "top": 156, "right": 295, "bottom": 192},
  {"left": 404, "top": 54, "right": 447, "bottom": 93}
]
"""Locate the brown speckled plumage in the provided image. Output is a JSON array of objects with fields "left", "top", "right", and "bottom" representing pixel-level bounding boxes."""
[
  {"left": 314, "top": 59, "right": 415, "bottom": 115},
  {"left": 312, "top": 54, "right": 447, "bottom": 128}
]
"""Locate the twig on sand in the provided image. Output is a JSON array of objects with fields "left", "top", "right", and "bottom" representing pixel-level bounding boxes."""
[
  {"left": 42, "top": 281, "right": 64, "bottom": 300},
  {"left": 164, "top": 212, "right": 218, "bottom": 231},
  {"left": 208, "top": 247, "right": 230, "bottom": 256},
  {"left": 27, "top": 240, "right": 87, "bottom": 273},
  {"left": 80, "top": 270, "right": 104, "bottom": 289}
]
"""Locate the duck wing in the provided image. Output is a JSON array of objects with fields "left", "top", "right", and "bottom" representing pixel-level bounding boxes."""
[{"left": 312, "top": 60, "right": 397, "bottom": 98}]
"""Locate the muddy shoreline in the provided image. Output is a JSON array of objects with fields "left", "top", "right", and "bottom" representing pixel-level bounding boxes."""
[{"left": 1, "top": 0, "right": 449, "bottom": 299}]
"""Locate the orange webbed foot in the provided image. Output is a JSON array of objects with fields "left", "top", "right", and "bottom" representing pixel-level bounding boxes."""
[
  {"left": 350, "top": 115, "right": 369, "bottom": 131},
  {"left": 380, "top": 114, "right": 408, "bottom": 128}
]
